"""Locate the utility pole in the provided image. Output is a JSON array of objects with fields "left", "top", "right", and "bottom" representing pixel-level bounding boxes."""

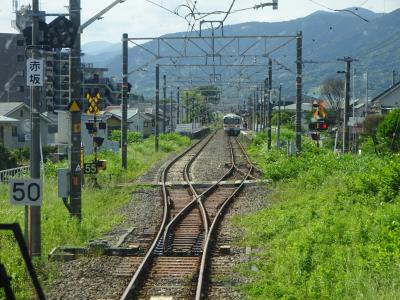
[
  {"left": 69, "top": 0, "right": 82, "bottom": 221},
  {"left": 295, "top": 31, "right": 303, "bottom": 153},
  {"left": 337, "top": 56, "right": 358, "bottom": 153},
  {"left": 393, "top": 70, "right": 397, "bottom": 86},
  {"left": 163, "top": 75, "right": 166, "bottom": 133},
  {"left": 170, "top": 90, "right": 173, "bottom": 132},
  {"left": 277, "top": 83, "right": 282, "bottom": 149},
  {"left": 30, "top": 0, "right": 41, "bottom": 257},
  {"left": 155, "top": 65, "right": 160, "bottom": 151},
  {"left": 121, "top": 33, "right": 128, "bottom": 169},
  {"left": 177, "top": 87, "right": 180, "bottom": 124},
  {"left": 267, "top": 58, "right": 273, "bottom": 150}
]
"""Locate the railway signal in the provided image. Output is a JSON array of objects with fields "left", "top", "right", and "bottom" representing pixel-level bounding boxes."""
[{"left": 309, "top": 101, "right": 328, "bottom": 149}]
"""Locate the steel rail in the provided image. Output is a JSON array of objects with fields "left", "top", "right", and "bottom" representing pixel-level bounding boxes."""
[
  {"left": 195, "top": 137, "right": 256, "bottom": 300},
  {"left": 120, "top": 136, "right": 207, "bottom": 300},
  {"left": 162, "top": 143, "right": 236, "bottom": 252},
  {"left": 235, "top": 137, "right": 263, "bottom": 176},
  {"left": 183, "top": 133, "right": 216, "bottom": 244}
]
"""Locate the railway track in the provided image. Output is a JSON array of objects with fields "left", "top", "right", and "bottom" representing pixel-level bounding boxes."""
[{"left": 120, "top": 130, "right": 259, "bottom": 299}]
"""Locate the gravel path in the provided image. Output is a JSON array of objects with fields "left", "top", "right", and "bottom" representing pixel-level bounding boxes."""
[{"left": 191, "top": 130, "right": 231, "bottom": 182}]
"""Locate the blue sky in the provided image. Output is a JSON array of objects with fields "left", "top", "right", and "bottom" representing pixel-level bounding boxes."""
[{"left": 0, "top": 0, "right": 398, "bottom": 43}]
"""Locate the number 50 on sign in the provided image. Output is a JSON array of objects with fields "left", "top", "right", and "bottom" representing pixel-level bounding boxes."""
[{"left": 9, "top": 179, "right": 42, "bottom": 206}]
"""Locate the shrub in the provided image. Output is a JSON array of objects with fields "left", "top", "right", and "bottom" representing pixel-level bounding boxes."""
[
  {"left": 377, "top": 109, "right": 400, "bottom": 152},
  {"left": 0, "top": 144, "right": 17, "bottom": 170},
  {"left": 109, "top": 130, "right": 142, "bottom": 144}
]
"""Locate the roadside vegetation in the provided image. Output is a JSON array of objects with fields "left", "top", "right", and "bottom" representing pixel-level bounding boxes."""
[
  {"left": 236, "top": 109, "right": 400, "bottom": 299},
  {"left": 0, "top": 133, "right": 191, "bottom": 299}
]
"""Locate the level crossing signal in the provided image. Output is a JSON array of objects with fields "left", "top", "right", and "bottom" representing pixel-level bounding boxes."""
[{"left": 309, "top": 119, "right": 328, "bottom": 131}]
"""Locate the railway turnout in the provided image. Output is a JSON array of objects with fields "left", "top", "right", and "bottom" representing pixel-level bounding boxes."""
[{"left": 119, "top": 130, "right": 262, "bottom": 300}]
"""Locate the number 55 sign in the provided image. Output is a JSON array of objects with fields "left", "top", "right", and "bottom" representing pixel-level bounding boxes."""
[{"left": 9, "top": 179, "right": 42, "bottom": 206}]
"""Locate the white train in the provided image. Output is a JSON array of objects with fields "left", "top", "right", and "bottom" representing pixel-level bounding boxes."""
[{"left": 223, "top": 113, "right": 242, "bottom": 136}]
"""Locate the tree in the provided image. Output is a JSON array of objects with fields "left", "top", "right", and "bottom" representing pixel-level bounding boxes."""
[
  {"left": 320, "top": 77, "right": 344, "bottom": 124},
  {"left": 197, "top": 85, "right": 220, "bottom": 104},
  {"left": 0, "top": 144, "right": 17, "bottom": 170},
  {"left": 362, "top": 114, "right": 385, "bottom": 154},
  {"left": 377, "top": 109, "right": 400, "bottom": 152}
]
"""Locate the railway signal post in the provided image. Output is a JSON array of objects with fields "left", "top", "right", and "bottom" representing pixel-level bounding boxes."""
[{"left": 69, "top": 0, "right": 82, "bottom": 221}]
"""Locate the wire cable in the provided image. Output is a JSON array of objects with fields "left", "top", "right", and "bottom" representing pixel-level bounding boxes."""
[{"left": 308, "top": 0, "right": 369, "bottom": 22}]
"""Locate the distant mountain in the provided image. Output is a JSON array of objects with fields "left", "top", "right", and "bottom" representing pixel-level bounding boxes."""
[
  {"left": 82, "top": 8, "right": 400, "bottom": 104},
  {"left": 82, "top": 41, "right": 119, "bottom": 55},
  {"left": 82, "top": 41, "right": 120, "bottom": 64}
]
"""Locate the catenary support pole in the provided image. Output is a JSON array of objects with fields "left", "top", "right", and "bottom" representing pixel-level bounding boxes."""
[
  {"left": 121, "top": 33, "right": 128, "bottom": 168},
  {"left": 295, "top": 31, "right": 303, "bottom": 153},
  {"left": 256, "top": 86, "right": 259, "bottom": 132},
  {"left": 365, "top": 70, "right": 368, "bottom": 116},
  {"left": 163, "top": 75, "right": 166, "bottom": 133},
  {"left": 344, "top": 59, "right": 351, "bottom": 153},
  {"left": 177, "top": 87, "right": 180, "bottom": 124},
  {"left": 30, "top": 0, "right": 41, "bottom": 257},
  {"left": 170, "top": 90, "right": 173, "bottom": 132},
  {"left": 186, "top": 92, "right": 189, "bottom": 123},
  {"left": 261, "top": 84, "right": 265, "bottom": 131},
  {"left": 155, "top": 65, "right": 160, "bottom": 151},
  {"left": 338, "top": 56, "right": 358, "bottom": 153},
  {"left": 253, "top": 89, "right": 256, "bottom": 131},
  {"left": 277, "top": 83, "right": 282, "bottom": 148},
  {"left": 267, "top": 58, "right": 273, "bottom": 150},
  {"left": 69, "top": 0, "right": 82, "bottom": 221}
]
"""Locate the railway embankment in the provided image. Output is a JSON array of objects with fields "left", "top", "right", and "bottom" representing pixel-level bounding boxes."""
[
  {"left": 235, "top": 131, "right": 400, "bottom": 299},
  {"left": 0, "top": 133, "right": 191, "bottom": 299}
]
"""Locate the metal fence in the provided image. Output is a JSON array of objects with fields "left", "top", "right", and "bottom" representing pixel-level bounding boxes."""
[{"left": 0, "top": 166, "right": 30, "bottom": 183}]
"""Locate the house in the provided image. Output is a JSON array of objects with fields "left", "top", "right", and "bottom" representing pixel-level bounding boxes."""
[
  {"left": 104, "top": 105, "right": 164, "bottom": 138},
  {"left": 0, "top": 116, "right": 20, "bottom": 148},
  {"left": 0, "top": 33, "right": 28, "bottom": 104},
  {"left": 368, "top": 81, "right": 400, "bottom": 114},
  {"left": 0, "top": 102, "right": 52, "bottom": 149},
  {"left": 56, "top": 111, "right": 118, "bottom": 155}
]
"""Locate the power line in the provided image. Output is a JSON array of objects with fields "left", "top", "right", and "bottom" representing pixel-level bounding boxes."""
[
  {"left": 358, "top": 0, "right": 370, "bottom": 7},
  {"left": 222, "top": 0, "right": 236, "bottom": 23},
  {"left": 308, "top": 0, "right": 369, "bottom": 22},
  {"left": 143, "top": 0, "right": 185, "bottom": 19}
]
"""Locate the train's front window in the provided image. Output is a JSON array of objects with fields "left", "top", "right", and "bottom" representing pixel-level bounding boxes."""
[{"left": 224, "top": 118, "right": 239, "bottom": 124}]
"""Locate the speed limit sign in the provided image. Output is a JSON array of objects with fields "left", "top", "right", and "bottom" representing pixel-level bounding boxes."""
[{"left": 9, "top": 179, "right": 42, "bottom": 206}]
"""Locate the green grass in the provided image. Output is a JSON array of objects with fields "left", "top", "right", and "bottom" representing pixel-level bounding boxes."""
[
  {"left": 0, "top": 133, "right": 191, "bottom": 299},
  {"left": 235, "top": 131, "right": 400, "bottom": 299}
]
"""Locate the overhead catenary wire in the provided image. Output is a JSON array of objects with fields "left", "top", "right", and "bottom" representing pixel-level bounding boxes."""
[{"left": 308, "top": 0, "right": 370, "bottom": 22}]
